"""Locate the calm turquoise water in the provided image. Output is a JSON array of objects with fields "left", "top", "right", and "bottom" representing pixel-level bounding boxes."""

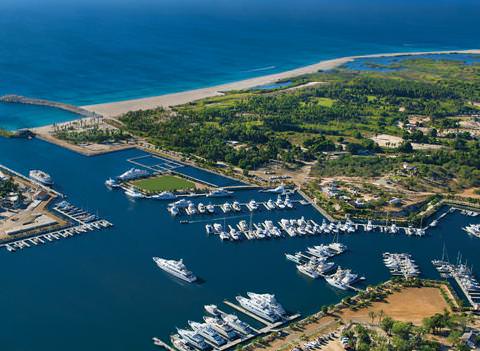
[
  {"left": 0, "top": 136, "right": 479, "bottom": 350},
  {"left": 1, "top": 0, "right": 480, "bottom": 129},
  {"left": 344, "top": 53, "right": 480, "bottom": 71}
]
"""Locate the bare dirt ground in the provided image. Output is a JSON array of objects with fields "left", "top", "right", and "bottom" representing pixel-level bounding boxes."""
[
  {"left": 260, "top": 286, "right": 450, "bottom": 351},
  {"left": 458, "top": 187, "right": 480, "bottom": 200},
  {"left": 340, "top": 287, "right": 450, "bottom": 325},
  {"left": 251, "top": 161, "right": 315, "bottom": 186},
  {"left": 370, "top": 134, "right": 443, "bottom": 150}
]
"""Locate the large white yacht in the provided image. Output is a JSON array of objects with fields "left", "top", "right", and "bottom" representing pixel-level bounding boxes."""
[
  {"left": 176, "top": 329, "right": 209, "bottom": 350},
  {"left": 236, "top": 292, "right": 287, "bottom": 322},
  {"left": 203, "top": 316, "right": 238, "bottom": 340},
  {"left": 222, "top": 314, "right": 254, "bottom": 335},
  {"left": 151, "top": 191, "right": 176, "bottom": 200},
  {"left": 235, "top": 295, "right": 280, "bottom": 323},
  {"left": 297, "top": 262, "right": 320, "bottom": 279},
  {"left": 188, "top": 321, "right": 227, "bottom": 346},
  {"left": 206, "top": 188, "right": 233, "bottom": 197},
  {"left": 29, "top": 169, "right": 53, "bottom": 185},
  {"left": 117, "top": 168, "right": 149, "bottom": 181},
  {"left": 325, "top": 267, "right": 360, "bottom": 290},
  {"left": 152, "top": 257, "right": 197, "bottom": 283},
  {"left": 124, "top": 187, "right": 146, "bottom": 198}
]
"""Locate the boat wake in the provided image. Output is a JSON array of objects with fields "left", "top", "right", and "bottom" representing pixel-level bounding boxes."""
[{"left": 242, "top": 65, "right": 276, "bottom": 73}]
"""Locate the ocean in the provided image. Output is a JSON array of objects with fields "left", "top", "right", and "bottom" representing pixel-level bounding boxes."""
[{"left": 1, "top": 0, "right": 480, "bottom": 129}]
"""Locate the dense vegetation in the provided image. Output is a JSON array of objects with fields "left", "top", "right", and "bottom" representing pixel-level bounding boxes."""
[
  {"left": 54, "top": 127, "right": 130, "bottom": 145},
  {"left": 120, "top": 57, "right": 480, "bottom": 189},
  {"left": 342, "top": 309, "right": 476, "bottom": 351},
  {"left": 0, "top": 177, "right": 18, "bottom": 197}
]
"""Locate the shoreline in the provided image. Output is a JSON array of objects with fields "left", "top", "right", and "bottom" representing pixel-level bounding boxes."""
[{"left": 81, "top": 49, "right": 480, "bottom": 118}]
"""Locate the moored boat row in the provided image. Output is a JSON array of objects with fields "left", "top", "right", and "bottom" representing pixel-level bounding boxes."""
[
  {"left": 3, "top": 219, "right": 113, "bottom": 252},
  {"left": 153, "top": 293, "right": 293, "bottom": 351},
  {"left": 383, "top": 252, "right": 420, "bottom": 279}
]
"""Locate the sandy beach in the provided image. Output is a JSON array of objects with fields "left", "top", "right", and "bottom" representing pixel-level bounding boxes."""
[{"left": 82, "top": 49, "right": 480, "bottom": 117}]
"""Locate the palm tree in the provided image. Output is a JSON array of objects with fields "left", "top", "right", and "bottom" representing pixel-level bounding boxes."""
[
  {"left": 368, "top": 310, "right": 376, "bottom": 324},
  {"left": 377, "top": 309, "right": 385, "bottom": 323}
]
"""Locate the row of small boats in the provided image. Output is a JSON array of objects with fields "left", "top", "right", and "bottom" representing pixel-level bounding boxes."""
[{"left": 383, "top": 252, "right": 420, "bottom": 278}]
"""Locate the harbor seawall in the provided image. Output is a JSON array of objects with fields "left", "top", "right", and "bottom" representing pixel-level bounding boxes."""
[{"left": 0, "top": 94, "right": 102, "bottom": 119}]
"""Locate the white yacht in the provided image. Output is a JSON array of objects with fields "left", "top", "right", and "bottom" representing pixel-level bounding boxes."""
[
  {"left": 198, "top": 203, "right": 206, "bottom": 214},
  {"left": 205, "top": 224, "right": 214, "bottom": 235},
  {"left": 219, "top": 232, "right": 230, "bottom": 241},
  {"left": 328, "top": 242, "right": 347, "bottom": 255},
  {"left": 29, "top": 169, "right": 53, "bottom": 185},
  {"left": 152, "top": 257, "right": 197, "bottom": 283},
  {"left": 297, "top": 262, "right": 320, "bottom": 279},
  {"left": 203, "top": 316, "right": 238, "bottom": 340},
  {"left": 235, "top": 295, "right": 281, "bottom": 323},
  {"left": 188, "top": 321, "right": 227, "bottom": 347},
  {"left": 207, "top": 188, "right": 233, "bottom": 198},
  {"left": 206, "top": 203, "right": 215, "bottom": 214},
  {"left": 213, "top": 223, "right": 224, "bottom": 234},
  {"left": 463, "top": 224, "right": 480, "bottom": 238},
  {"left": 246, "top": 200, "right": 259, "bottom": 211},
  {"left": 172, "top": 199, "right": 192, "bottom": 208},
  {"left": 275, "top": 195, "right": 286, "bottom": 209},
  {"left": 117, "top": 168, "right": 149, "bottom": 181},
  {"left": 186, "top": 203, "right": 197, "bottom": 215},
  {"left": 151, "top": 191, "right": 176, "bottom": 200},
  {"left": 124, "top": 188, "right": 146, "bottom": 198},
  {"left": 222, "top": 314, "right": 253, "bottom": 335},
  {"left": 285, "top": 252, "right": 303, "bottom": 264},
  {"left": 168, "top": 335, "right": 196, "bottom": 351},
  {"left": 325, "top": 267, "right": 360, "bottom": 290},
  {"left": 204, "top": 304, "right": 221, "bottom": 316},
  {"left": 228, "top": 226, "right": 241, "bottom": 240},
  {"left": 232, "top": 201, "right": 242, "bottom": 211},
  {"left": 246, "top": 292, "right": 286, "bottom": 317},
  {"left": 316, "top": 260, "right": 336, "bottom": 274},
  {"left": 388, "top": 223, "right": 399, "bottom": 234},
  {"left": 105, "top": 177, "right": 120, "bottom": 188},
  {"left": 176, "top": 329, "right": 209, "bottom": 351},
  {"left": 284, "top": 195, "right": 293, "bottom": 209},
  {"left": 266, "top": 199, "right": 276, "bottom": 210},
  {"left": 263, "top": 184, "right": 285, "bottom": 194},
  {"left": 168, "top": 206, "right": 179, "bottom": 216},
  {"left": 221, "top": 202, "right": 232, "bottom": 213},
  {"left": 237, "top": 220, "right": 249, "bottom": 232}
]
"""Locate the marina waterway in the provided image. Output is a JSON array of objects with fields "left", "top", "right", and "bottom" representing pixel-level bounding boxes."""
[{"left": 0, "top": 136, "right": 480, "bottom": 351}]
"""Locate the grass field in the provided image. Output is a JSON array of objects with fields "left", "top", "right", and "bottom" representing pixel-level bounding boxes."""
[{"left": 132, "top": 175, "right": 195, "bottom": 192}]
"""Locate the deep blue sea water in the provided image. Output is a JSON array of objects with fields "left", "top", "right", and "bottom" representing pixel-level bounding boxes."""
[
  {"left": 1, "top": 0, "right": 480, "bottom": 129},
  {"left": 0, "top": 137, "right": 479, "bottom": 351}
]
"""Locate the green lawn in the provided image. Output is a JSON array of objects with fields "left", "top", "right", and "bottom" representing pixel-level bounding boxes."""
[{"left": 132, "top": 175, "right": 195, "bottom": 193}]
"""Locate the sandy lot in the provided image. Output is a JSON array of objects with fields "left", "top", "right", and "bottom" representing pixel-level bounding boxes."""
[{"left": 340, "top": 287, "right": 450, "bottom": 325}]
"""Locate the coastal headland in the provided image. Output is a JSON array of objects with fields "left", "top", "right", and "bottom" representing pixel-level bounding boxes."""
[{"left": 81, "top": 49, "right": 480, "bottom": 117}]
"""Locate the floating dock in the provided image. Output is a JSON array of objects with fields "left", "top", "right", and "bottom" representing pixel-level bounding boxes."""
[{"left": 2, "top": 219, "right": 113, "bottom": 252}]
